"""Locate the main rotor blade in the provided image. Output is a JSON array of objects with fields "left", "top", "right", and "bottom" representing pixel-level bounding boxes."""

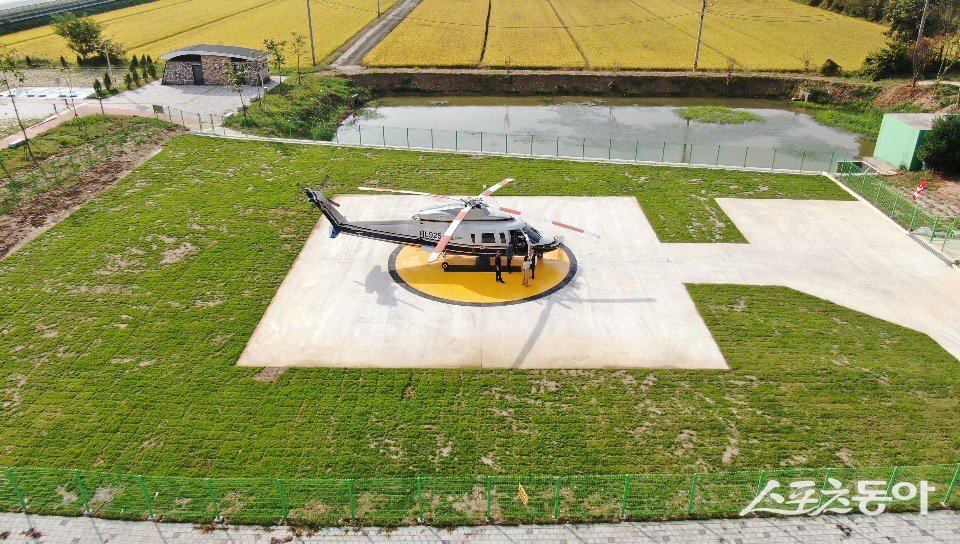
[
  {"left": 428, "top": 205, "right": 473, "bottom": 263},
  {"left": 498, "top": 207, "right": 600, "bottom": 239},
  {"left": 358, "top": 187, "right": 462, "bottom": 201},
  {"left": 479, "top": 178, "right": 514, "bottom": 198}
]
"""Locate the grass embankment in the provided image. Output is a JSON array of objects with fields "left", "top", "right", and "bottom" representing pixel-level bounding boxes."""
[
  {"left": 0, "top": 115, "right": 133, "bottom": 176},
  {"left": 677, "top": 106, "right": 763, "bottom": 124},
  {"left": 1, "top": 136, "right": 956, "bottom": 479},
  {"left": 225, "top": 77, "right": 368, "bottom": 140}
]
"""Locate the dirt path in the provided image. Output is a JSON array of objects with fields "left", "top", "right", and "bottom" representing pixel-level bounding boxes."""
[
  {"left": 0, "top": 125, "right": 185, "bottom": 259},
  {"left": 331, "top": 0, "right": 425, "bottom": 68}
]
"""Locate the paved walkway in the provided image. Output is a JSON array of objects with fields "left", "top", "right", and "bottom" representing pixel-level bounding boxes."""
[{"left": 0, "top": 510, "right": 957, "bottom": 543}]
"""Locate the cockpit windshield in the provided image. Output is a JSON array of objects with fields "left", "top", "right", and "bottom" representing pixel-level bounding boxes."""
[{"left": 521, "top": 226, "right": 542, "bottom": 244}]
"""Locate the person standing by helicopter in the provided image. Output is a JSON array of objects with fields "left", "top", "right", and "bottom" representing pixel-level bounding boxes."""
[
  {"left": 522, "top": 255, "right": 532, "bottom": 287},
  {"left": 494, "top": 251, "right": 505, "bottom": 284}
]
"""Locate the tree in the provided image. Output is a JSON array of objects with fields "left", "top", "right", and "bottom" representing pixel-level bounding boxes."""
[
  {"left": 103, "top": 71, "right": 112, "bottom": 91},
  {"left": 130, "top": 55, "right": 139, "bottom": 71},
  {"left": 59, "top": 55, "right": 68, "bottom": 67},
  {"left": 820, "top": 59, "right": 842, "bottom": 76},
  {"left": 124, "top": 72, "right": 132, "bottom": 90},
  {"left": 223, "top": 64, "right": 248, "bottom": 117},
  {"left": 147, "top": 63, "right": 157, "bottom": 79},
  {"left": 263, "top": 38, "right": 287, "bottom": 74},
  {"left": 130, "top": 67, "right": 140, "bottom": 85},
  {"left": 0, "top": 48, "right": 35, "bottom": 162},
  {"left": 93, "top": 78, "right": 102, "bottom": 96},
  {"left": 52, "top": 14, "right": 104, "bottom": 61},
  {"left": 290, "top": 32, "right": 307, "bottom": 84},
  {"left": 938, "top": 31, "right": 960, "bottom": 79},
  {"left": 919, "top": 115, "right": 960, "bottom": 174}
]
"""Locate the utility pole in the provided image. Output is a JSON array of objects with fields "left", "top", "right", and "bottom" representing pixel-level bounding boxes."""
[
  {"left": 306, "top": 0, "right": 317, "bottom": 66},
  {"left": 693, "top": 0, "right": 707, "bottom": 71},
  {"left": 377, "top": 0, "right": 381, "bottom": 18},
  {"left": 916, "top": 0, "right": 932, "bottom": 44}
]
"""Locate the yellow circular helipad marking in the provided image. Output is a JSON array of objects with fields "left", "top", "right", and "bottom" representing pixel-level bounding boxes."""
[{"left": 389, "top": 245, "right": 576, "bottom": 306}]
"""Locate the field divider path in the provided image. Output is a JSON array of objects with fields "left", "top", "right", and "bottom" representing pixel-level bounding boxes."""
[
  {"left": 478, "top": 0, "right": 492, "bottom": 65},
  {"left": 333, "top": 0, "right": 427, "bottom": 68},
  {"left": 544, "top": 0, "right": 591, "bottom": 69}
]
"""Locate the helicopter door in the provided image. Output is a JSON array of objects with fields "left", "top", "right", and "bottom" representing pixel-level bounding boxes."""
[{"left": 510, "top": 230, "right": 527, "bottom": 252}]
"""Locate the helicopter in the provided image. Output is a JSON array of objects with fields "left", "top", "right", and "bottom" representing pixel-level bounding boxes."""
[{"left": 300, "top": 179, "right": 596, "bottom": 268}]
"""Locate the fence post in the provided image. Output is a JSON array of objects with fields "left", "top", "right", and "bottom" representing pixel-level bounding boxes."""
[
  {"left": 687, "top": 144, "right": 693, "bottom": 164},
  {"left": 909, "top": 202, "right": 920, "bottom": 231},
  {"left": 504, "top": 133, "right": 508, "bottom": 154},
  {"left": 943, "top": 463, "right": 960, "bottom": 506},
  {"left": 529, "top": 135, "right": 533, "bottom": 156},
  {"left": 209, "top": 115, "right": 214, "bottom": 136},
  {"left": 770, "top": 149, "right": 777, "bottom": 170},
  {"left": 430, "top": 129, "right": 434, "bottom": 149},
  {"left": 634, "top": 141, "right": 639, "bottom": 162},
  {"left": 75, "top": 470, "right": 91, "bottom": 515},
  {"left": 206, "top": 478, "right": 222, "bottom": 522},
  {"left": 180, "top": 110, "right": 185, "bottom": 127},
  {"left": 799, "top": 150, "right": 806, "bottom": 172},
  {"left": 556, "top": 136, "right": 560, "bottom": 157},
  {"left": 661, "top": 141, "right": 666, "bottom": 163},
  {"left": 828, "top": 151, "right": 836, "bottom": 172},
  {"left": 607, "top": 139, "right": 612, "bottom": 160},
  {"left": 278, "top": 479, "right": 288, "bottom": 521},
  {"left": 358, "top": 125, "right": 363, "bottom": 145},
  {"left": 138, "top": 475, "right": 154, "bottom": 519},
  {"left": 816, "top": 468, "right": 832, "bottom": 509},
  {"left": 885, "top": 466, "right": 901, "bottom": 497},
  {"left": 406, "top": 127, "right": 410, "bottom": 148},
  {"left": 619, "top": 474, "right": 631, "bottom": 518},
  {"left": 197, "top": 113, "right": 202, "bottom": 131},
  {"left": 382, "top": 125, "right": 386, "bottom": 146},
  {"left": 485, "top": 476, "right": 492, "bottom": 522},
  {"left": 553, "top": 476, "right": 562, "bottom": 519},
  {"left": 417, "top": 476, "right": 423, "bottom": 522},
  {"left": 348, "top": 479, "right": 356, "bottom": 521},
  {"left": 6, "top": 468, "right": 27, "bottom": 512},
  {"left": 581, "top": 138, "right": 585, "bottom": 158},
  {"left": 891, "top": 196, "right": 900, "bottom": 219},
  {"left": 480, "top": 132, "right": 483, "bottom": 152},
  {"left": 455, "top": 130, "right": 458, "bottom": 151},
  {"left": 715, "top": 145, "right": 721, "bottom": 166},
  {"left": 687, "top": 474, "right": 699, "bottom": 515},
  {"left": 743, "top": 147, "right": 749, "bottom": 168},
  {"left": 930, "top": 216, "right": 940, "bottom": 242}
]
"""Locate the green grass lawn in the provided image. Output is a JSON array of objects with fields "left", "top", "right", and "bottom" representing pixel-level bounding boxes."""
[{"left": 0, "top": 135, "right": 956, "bottom": 480}]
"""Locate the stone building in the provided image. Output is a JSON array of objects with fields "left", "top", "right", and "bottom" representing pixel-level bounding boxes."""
[{"left": 160, "top": 44, "right": 269, "bottom": 86}]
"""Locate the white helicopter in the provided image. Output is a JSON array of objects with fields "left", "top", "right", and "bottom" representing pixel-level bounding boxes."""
[{"left": 301, "top": 179, "right": 596, "bottom": 268}]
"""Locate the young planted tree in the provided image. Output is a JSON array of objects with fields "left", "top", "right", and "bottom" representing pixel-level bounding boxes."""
[
  {"left": 290, "top": 32, "right": 307, "bottom": 84},
  {"left": 263, "top": 38, "right": 288, "bottom": 74},
  {"left": 223, "top": 64, "right": 248, "bottom": 118},
  {"left": 0, "top": 48, "right": 36, "bottom": 162},
  {"left": 124, "top": 72, "right": 133, "bottom": 90},
  {"left": 103, "top": 71, "right": 112, "bottom": 91}
]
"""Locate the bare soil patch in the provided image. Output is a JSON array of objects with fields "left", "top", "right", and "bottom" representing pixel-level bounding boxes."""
[
  {"left": 886, "top": 171, "right": 960, "bottom": 218},
  {"left": 0, "top": 126, "right": 184, "bottom": 259}
]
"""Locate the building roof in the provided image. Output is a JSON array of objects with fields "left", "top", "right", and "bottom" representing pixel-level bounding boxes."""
[
  {"left": 160, "top": 44, "right": 268, "bottom": 62},
  {"left": 885, "top": 113, "right": 939, "bottom": 131}
]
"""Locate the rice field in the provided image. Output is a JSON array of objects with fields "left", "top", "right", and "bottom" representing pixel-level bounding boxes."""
[
  {"left": 365, "top": 0, "right": 889, "bottom": 71},
  {"left": 0, "top": 0, "right": 397, "bottom": 65}
]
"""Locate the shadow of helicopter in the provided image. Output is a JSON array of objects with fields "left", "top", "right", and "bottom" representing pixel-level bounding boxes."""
[{"left": 354, "top": 265, "right": 423, "bottom": 312}]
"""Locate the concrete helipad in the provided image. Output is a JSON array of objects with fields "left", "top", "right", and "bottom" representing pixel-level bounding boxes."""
[
  {"left": 238, "top": 195, "right": 727, "bottom": 369},
  {"left": 238, "top": 194, "right": 960, "bottom": 369}
]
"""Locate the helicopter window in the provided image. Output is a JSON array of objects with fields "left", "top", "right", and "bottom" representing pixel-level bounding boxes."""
[
  {"left": 499, "top": 232, "right": 506, "bottom": 243},
  {"left": 481, "top": 233, "right": 496, "bottom": 244},
  {"left": 470, "top": 234, "right": 476, "bottom": 243},
  {"left": 521, "top": 226, "right": 542, "bottom": 244}
]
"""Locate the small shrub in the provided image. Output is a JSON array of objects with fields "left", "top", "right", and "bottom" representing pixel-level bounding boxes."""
[
  {"left": 820, "top": 59, "right": 842, "bottom": 77},
  {"left": 93, "top": 78, "right": 103, "bottom": 96},
  {"left": 59, "top": 55, "right": 68, "bottom": 67},
  {"left": 918, "top": 115, "right": 960, "bottom": 174},
  {"left": 103, "top": 72, "right": 112, "bottom": 90},
  {"left": 124, "top": 72, "right": 133, "bottom": 90}
]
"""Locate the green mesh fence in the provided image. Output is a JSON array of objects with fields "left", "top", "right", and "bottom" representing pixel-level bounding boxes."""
[
  {"left": 328, "top": 125, "right": 846, "bottom": 173},
  {"left": 835, "top": 162, "right": 958, "bottom": 250},
  {"left": 1, "top": 464, "right": 955, "bottom": 526}
]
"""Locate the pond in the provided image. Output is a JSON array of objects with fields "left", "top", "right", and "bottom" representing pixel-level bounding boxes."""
[{"left": 338, "top": 96, "right": 874, "bottom": 168}]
